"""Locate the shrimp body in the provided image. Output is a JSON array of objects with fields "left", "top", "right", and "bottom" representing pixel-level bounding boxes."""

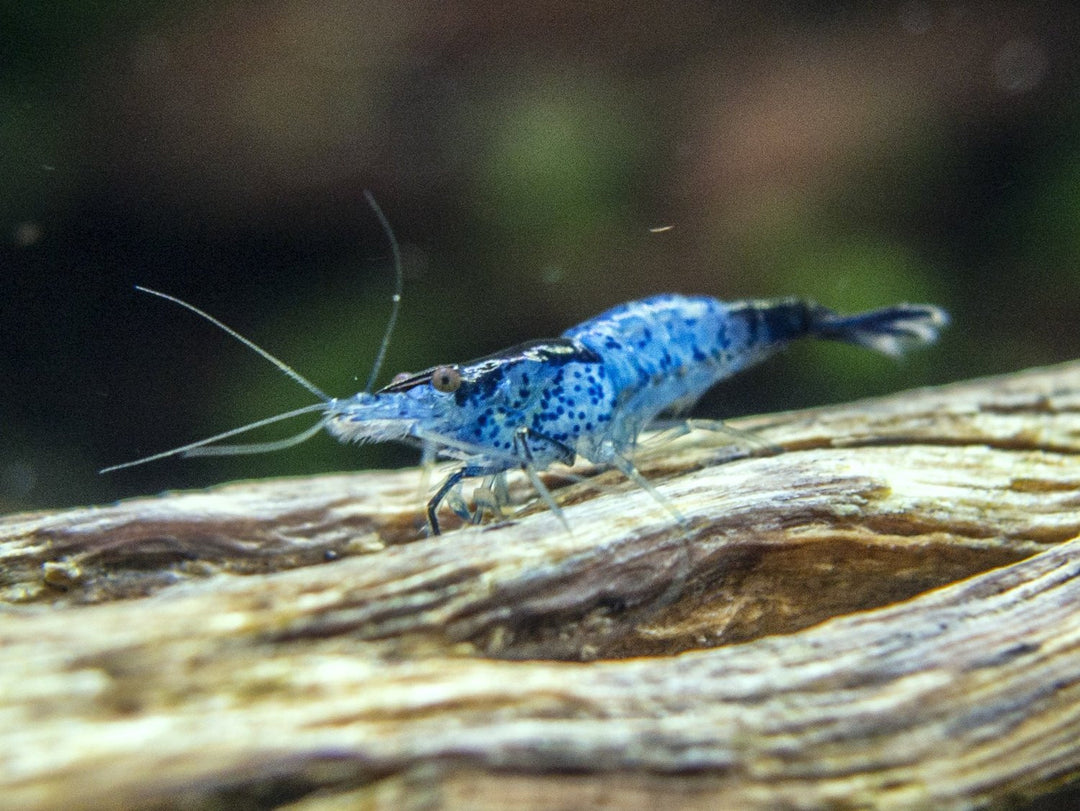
[{"left": 325, "top": 294, "right": 948, "bottom": 531}]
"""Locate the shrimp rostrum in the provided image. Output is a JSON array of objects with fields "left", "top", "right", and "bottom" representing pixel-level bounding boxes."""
[{"left": 106, "top": 199, "right": 949, "bottom": 535}]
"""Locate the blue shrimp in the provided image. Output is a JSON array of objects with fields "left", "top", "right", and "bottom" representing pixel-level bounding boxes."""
[
  {"left": 325, "top": 295, "right": 947, "bottom": 532},
  {"left": 105, "top": 200, "right": 949, "bottom": 534}
]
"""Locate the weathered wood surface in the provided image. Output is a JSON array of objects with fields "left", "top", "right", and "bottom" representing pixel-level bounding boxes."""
[{"left": 2, "top": 361, "right": 1080, "bottom": 809}]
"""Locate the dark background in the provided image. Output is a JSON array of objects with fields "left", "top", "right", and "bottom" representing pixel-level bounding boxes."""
[{"left": 3, "top": 1, "right": 1078, "bottom": 513}]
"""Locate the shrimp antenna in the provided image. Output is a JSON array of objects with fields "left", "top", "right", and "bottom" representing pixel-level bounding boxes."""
[
  {"left": 102, "top": 193, "right": 404, "bottom": 474},
  {"left": 99, "top": 403, "right": 329, "bottom": 472},
  {"left": 130, "top": 287, "right": 332, "bottom": 402},
  {"left": 362, "top": 189, "right": 403, "bottom": 393}
]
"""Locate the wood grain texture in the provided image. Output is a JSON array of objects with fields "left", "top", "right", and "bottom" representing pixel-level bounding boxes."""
[{"left": 2, "top": 361, "right": 1080, "bottom": 809}]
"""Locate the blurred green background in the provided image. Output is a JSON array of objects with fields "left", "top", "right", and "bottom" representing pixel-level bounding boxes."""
[{"left": 3, "top": 1, "right": 1079, "bottom": 512}]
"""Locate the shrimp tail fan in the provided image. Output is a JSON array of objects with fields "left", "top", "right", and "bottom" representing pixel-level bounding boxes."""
[{"left": 809, "top": 303, "right": 949, "bottom": 358}]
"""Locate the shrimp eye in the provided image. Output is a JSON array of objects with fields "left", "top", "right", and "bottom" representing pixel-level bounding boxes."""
[{"left": 431, "top": 365, "right": 462, "bottom": 393}]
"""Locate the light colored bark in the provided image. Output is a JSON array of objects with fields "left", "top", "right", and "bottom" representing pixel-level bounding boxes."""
[{"left": 2, "top": 362, "right": 1079, "bottom": 809}]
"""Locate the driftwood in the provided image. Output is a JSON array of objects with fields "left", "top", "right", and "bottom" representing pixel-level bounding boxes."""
[{"left": 2, "top": 361, "right": 1080, "bottom": 809}]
